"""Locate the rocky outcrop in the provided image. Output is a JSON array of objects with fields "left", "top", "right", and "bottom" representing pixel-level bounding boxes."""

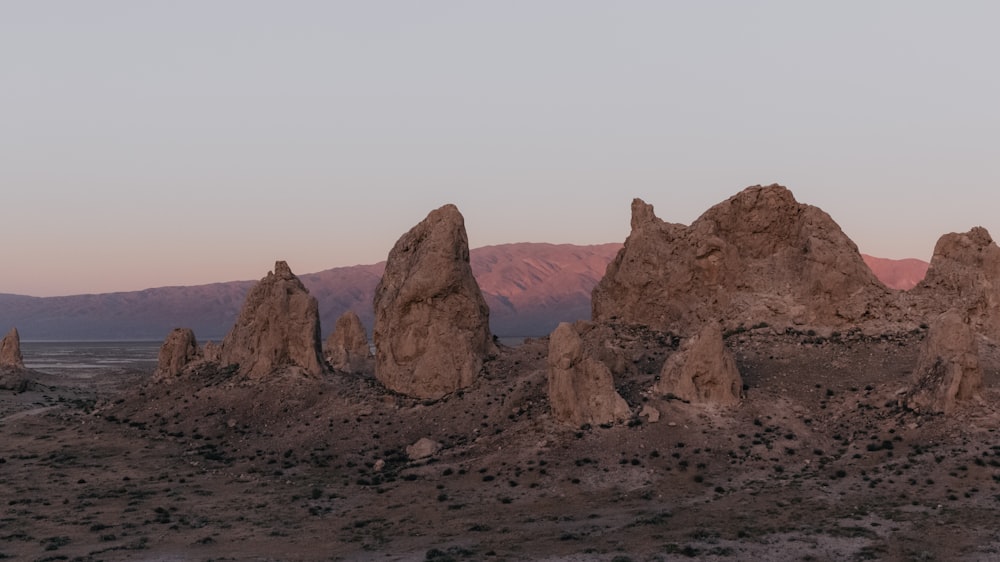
[
  {"left": 655, "top": 323, "right": 742, "bottom": 407},
  {"left": 592, "top": 185, "right": 896, "bottom": 335},
  {"left": 324, "top": 311, "right": 372, "bottom": 373},
  {"left": 202, "top": 341, "right": 221, "bottom": 363},
  {"left": 373, "top": 204, "right": 495, "bottom": 399},
  {"left": 908, "top": 228, "right": 1000, "bottom": 341},
  {"left": 220, "top": 261, "right": 325, "bottom": 379},
  {"left": 0, "top": 327, "right": 24, "bottom": 369},
  {"left": 905, "top": 310, "right": 982, "bottom": 414},
  {"left": 153, "top": 328, "right": 200, "bottom": 381},
  {"left": 547, "top": 322, "right": 631, "bottom": 426}
]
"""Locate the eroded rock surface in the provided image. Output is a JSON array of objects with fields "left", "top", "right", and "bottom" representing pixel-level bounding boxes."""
[
  {"left": 220, "top": 261, "right": 325, "bottom": 379},
  {"left": 373, "top": 204, "right": 494, "bottom": 399},
  {"left": 325, "top": 311, "right": 372, "bottom": 373},
  {"left": 547, "top": 322, "right": 630, "bottom": 426},
  {"left": 0, "top": 327, "right": 24, "bottom": 369},
  {"left": 202, "top": 341, "right": 221, "bottom": 363},
  {"left": 592, "top": 185, "right": 896, "bottom": 335},
  {"left": 908, "top": 227, "right": 1000, "bottom": 341},
  {"left": 153, "top": 328, "right": 201, "bottom": 381},
  {"left": 656, "top": 323, "right": 742, "bottom": 407},
  {"left": 906, "top": 310, "right": 982, "bottom": 414}
]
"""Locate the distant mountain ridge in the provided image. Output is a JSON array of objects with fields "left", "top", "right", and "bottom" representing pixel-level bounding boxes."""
[
  {"left": 0, "top": 243, "right": 621, "bottom": 341},
  {"left": 860, "top": 254, "right": 929, "bottom": 291},
  {"left": 0, "top": 243, "right": 926, "bottom": 341}
]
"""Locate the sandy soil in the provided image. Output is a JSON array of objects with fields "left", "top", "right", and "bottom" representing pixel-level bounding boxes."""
[{"left": 4, "top": 327, "right": 1000, "bottom": 561}]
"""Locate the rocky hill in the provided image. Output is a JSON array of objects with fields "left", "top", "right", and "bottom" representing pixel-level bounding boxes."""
[
  {"left": 593, "top": 185, "right": 901, "bottom": 334},
  {"left": 0, "top": 243, "right": 620, "bottom": 341}
]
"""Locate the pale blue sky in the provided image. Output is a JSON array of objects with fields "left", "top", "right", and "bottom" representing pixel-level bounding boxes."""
[{"left": 2, "top": 1, "right": 998, "bottom": 296}]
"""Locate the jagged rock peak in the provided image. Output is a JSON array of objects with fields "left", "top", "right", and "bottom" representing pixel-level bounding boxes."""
[
  {"left": 905, "top": 310, "right": 982, "bottom": 414},
  {"left": 220, "top": 260, "right": 325, "bottom": 379},
  {"left": 630, "top": 198, "right": 659, "bottom": 230},
  {"left": 923, "top": 227, "right": 998, "bottom": 277},
  {"left": 655, "top": 323, "right": 742, "bottom": 407},
  {"left": 153, "top": 328, "right": 200, "bottom": 382},
  {"left": 593, "top": 184, "right": 894, "bottom": 335},
  {"left": 274, "top": 260, "right": 294, "bottom": 279},
  {"left": 325, "top": 310, "right": 373, "bottom": 374},
  {"left": 0, "top": 327, "right": 24, "bottom": 369},
  {"left": 373, "top": 204, "right": 495, "bottom": 399},
  {"left": 547, "top": 322, "right": 631, "bottom": 427}
]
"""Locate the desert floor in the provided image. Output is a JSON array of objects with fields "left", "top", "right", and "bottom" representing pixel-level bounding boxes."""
[{"left": 4, "top": 327, "right": 1000, "bottom": 561}]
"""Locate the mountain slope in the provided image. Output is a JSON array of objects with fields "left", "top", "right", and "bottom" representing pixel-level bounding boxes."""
[
  {"left": 861, "top": 254, "right": 929, "bottom": 290},
  {"left": 0, "top": 243, "right": 621, "bottom": 341}
]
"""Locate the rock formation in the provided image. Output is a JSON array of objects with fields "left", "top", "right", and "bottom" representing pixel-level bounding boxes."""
[
  {"left": 220, "top": 261, "right": 325, "bottom": 379},
  {"left": 152, "top": 328, "right": 200, "bottom": 381},
  {"left": 547, "top": 322, "right": 631, "bottom": 426},
  {"left": 655, "top": 323, "right": 742, "bottom": 407},
  {"left": 908, "top": 227, "right": 1000, "bottom": 341},
  {"left": 202, "top": 341, "right": 221, "bottom": 363},
  {"left": 905, "top": 310, "right": 982, "bottom": 414},
  {"left": 592, "top": 185, "right": 896, "bottom": 334},
  {"left": 324, "top": 310, "right": 372, "bottom": 373},
  {"left": 0, "top": 327, "right": 24, "bottom": 369},
  {"left": 373, "top": 204, "right": 495, "bottom": 399}
]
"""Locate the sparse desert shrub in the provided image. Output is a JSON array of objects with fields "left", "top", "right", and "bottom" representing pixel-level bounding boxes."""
[{"left": 41, "top": 535, "right": 71, "bottom": 551}]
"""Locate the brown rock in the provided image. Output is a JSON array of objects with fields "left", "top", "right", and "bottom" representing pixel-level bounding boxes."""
[
  {"left": 906, "top": 310, "right": 982, "bottom": 414},
  {"left": 324, "top": 311, "right": 372, "bottom": 373},
  {"left": 655, "top": 323, "right": 742, "bottom": 407},
  {"left": 640, "top": 404, "right": 661, "bottom": 423},
  {"left": 373, "top": 204, "right": 495, "bottom": 399},
  {"left": 153, "top": 328, "right": 200, "bottom": 381},
  {"left": 406, "top": 437, "right": 442, "bottom": 460},
  {"left": 202, "top": 341, "right": 221, "bottom": 363},
  {"left": 0, "top": 327, "right": 24, "bottom": 369},
  {"left": 592, "top": 185, "right": 895, "bottom": 334},
  {"left": 220, "top": 261, "right": 325, "bottom": 379},
  {"left": 547, "top": 322, "right": 630, "bottom": 426},
  {"left": 908, "top": 227, "right": 1000, "bottom": 341}
]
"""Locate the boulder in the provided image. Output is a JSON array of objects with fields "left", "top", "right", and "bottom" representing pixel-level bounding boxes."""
[
  {"left": 220, "top": 261, "right": 325, "bottom": 379},
  {"left": 406, "top": 437, "right": 442, "bottom": 460},
  {"left": 592, "top": 185, "right": 895, "bottom": 334},
  {"left": 908, "top": 227, "right": 1000, "bottom": 341},
  {"left": 547, "top": 322, "right": 631, "bottom": 426},
  {"left": 640, "top": 404, "right": 661, "bottom": 423},
  {"left": 655, "top": 323, "right": 742, "bottom": 407},
  {"left": 324, "top": 310, "right": 372, "bottom": 373},
  {"left": 906, "top": 310, "right": 982, "bottom": 414},
  {"left": 0, "top": 327, "right": 24, "bottom": 369},
  {"left": 153, "top": 328, "right": 200, "bottom": 381},
  {"left": 373, "top": 204, "right": 495, "bottom": 399}
]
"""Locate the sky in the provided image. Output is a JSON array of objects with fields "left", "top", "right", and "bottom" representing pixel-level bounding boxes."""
[{"left": 2, "top": 1, "right": 998, "bottom": 297}]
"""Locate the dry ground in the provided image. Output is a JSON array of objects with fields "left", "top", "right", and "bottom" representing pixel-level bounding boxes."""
[{"left": 4, "top": 326, "right": 1000, "bottom": 561}]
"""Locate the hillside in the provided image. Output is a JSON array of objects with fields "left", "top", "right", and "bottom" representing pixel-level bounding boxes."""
[
  {"left": 861, "top": 254, "right": 929, "bottom": 290},
  {"left": 0, "top": 243, "right": 621, "bottom": 341}
]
